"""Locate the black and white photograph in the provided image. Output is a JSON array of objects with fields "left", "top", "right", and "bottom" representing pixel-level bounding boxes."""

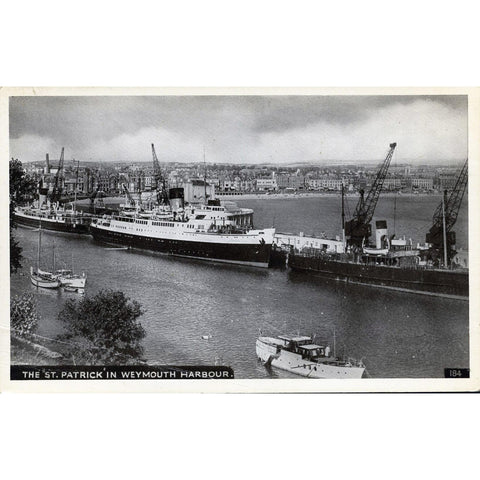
[{"left": 2, "top": 88, "right": 478, "bottom": 391}]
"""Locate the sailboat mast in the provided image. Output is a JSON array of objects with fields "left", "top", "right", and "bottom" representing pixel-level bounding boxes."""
[
  {"left": 37, "top": 221, "right": 42, "bottom": 270},
  {"left": 53, "top": 240, "right": 56, "bottom": 271}
]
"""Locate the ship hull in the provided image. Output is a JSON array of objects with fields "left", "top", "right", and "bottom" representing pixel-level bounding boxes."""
[
  {"left": 256, "top": 338, "right": 365, "bottom": 379},
  {"left": 90, "top": 224, "right": 272, "bottom": 268},
  {"left": 30, "top": 268, "right": 60, "bottom": 289},
  {"left": 288, "top": 253, "right": 469, "bottom": 300},
  {"left": 14, "top": 211, "right": 90, "bottom": 234}
]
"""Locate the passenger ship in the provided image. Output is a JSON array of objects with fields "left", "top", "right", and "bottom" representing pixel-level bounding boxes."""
[
  {"left": 14, "top": 206, "right": 91, "bottom": 234},
  {"left": 90, "top": 190, "right": 275, "bottom": 268}
]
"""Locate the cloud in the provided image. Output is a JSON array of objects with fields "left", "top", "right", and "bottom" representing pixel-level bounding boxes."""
[
  {"left": 9, "top": 95, "right": 467, "bottom": 164},
  {"left": 10, "top": 134, "right": 61, "bottom": 163}
]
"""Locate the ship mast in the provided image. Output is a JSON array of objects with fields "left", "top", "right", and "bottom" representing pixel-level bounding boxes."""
[
  {"left": 393, "top": 193, "right": 397, "bottom": 237},
  {"left": 333, "top": 327, "right": 336, "bottom": 359},
  {"left": 442, "top": 191, "right": 448, "bottom": 267},
  {"left": 203, "top": 146, "right": 207, "bottom": 203},
  {"left": 74, "top": 158, "right": 79, "bottom": 213},
  {"left": 341, "top": 183, "right": 346, "bottom": 251}
]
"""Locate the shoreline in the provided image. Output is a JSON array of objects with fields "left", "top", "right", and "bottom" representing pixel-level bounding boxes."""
[
  {"left": 81, "top": 191, "right": 446, "bottom": 205},
  {"left": 216, "top": 192, "right": 444, "bottom": 200}
]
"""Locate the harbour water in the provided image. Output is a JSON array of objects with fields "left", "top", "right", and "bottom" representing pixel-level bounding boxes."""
[{"left": 10, "top": 195, "right": 469, "bottom": 378}]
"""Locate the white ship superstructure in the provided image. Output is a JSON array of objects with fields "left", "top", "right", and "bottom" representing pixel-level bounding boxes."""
[{"left": 91, "top": 200, "right": 274, "bottom": 268}]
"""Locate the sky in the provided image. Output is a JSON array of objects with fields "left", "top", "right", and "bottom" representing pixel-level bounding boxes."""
[{"left": 9, "top": 95, "right": 468, "bottom": 165}]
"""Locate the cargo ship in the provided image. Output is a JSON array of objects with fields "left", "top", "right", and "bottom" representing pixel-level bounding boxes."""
[
  {"left": 287, "top": 234, "right": 469, "bottom": 300},
  {"left": 90, "top": 188, "right": 275, "bottom": 267},
  {"left": 285, "top": 146, "right": 469, "bottom": 300}
]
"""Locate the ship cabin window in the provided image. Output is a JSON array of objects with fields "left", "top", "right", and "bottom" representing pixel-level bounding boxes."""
[
  {"left": 298, "top": 345, "right": 323, "bottom": 360},
  {"left": 195, "top": 215, "right": 206, "bottom": 220}
]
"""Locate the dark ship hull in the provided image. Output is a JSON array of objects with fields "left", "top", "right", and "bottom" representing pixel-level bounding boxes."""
[
  {"left": 14, "top": 210, "right": 91, "bottom": 234},
  {"left": 90, "top": 224, "right": 273, "bottom": 267},
  {"left": 288, "top": 252, "right": 469, "bottom": 300}
]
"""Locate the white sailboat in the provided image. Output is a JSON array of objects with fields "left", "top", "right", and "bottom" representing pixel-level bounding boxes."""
[
  {"left": 30, "top": 223, "right": 61, "bottom": 289},
  {"left": 54, "top": 252, "right": 87, "bottom": 294}
]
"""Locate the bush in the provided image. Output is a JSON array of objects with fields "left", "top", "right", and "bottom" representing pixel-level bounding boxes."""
[
  {"left": 10, "top": 158, "right": 37, "bottom": 273},
  {"left": 58, "top": 289, "right": 146, "bottom": 365},
  {"left": 11, "top": 294, "right": 39, "bottom": 337}
]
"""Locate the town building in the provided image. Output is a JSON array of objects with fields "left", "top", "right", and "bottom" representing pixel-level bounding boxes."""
[
  {"left": 256, "top": 177, "right": 278, "bottom": 191},
  {"left": 412, "top": 178, "right": 434, "bottom": 190},
  {"left": 183, "top": 179, "right": 215, "bottom": 204}
]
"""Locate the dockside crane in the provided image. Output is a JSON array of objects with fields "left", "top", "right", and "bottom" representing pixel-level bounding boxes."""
[
  {"left": 426, "top": 159, "right": 468, "bottom": 265},
  {"left": 122, "top": 183, "right": 139, "bottom": 208},
  {"left": 89, "top": 187, "right": 100, "bottom": 213},
  {"left": 50, "top": 147, "right": 65, "bottom": 205},
  {"left": 121, "top": 182, "right": 136, "bottom": 209},
  {"left": 151, "top": 143, "right": 169, "bottom": 204},
  {"left": 345, "top": 142, "right": 397, "bottom": 247}
]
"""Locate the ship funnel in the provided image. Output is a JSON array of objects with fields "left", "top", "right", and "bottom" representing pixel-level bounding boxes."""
[
  {"left": 375, "top": 220, "right": 388, "bottom": 249},
  {"left": 38, "top": 180, "right": 49, "bottom": 208},
  {"left": 169, "top": 187, "right": 184, "bottom": 212}
]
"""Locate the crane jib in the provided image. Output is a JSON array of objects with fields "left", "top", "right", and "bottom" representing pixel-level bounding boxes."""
[
  {"left": 50, "top": 147, "right": 65, "bottom": 204},
  {"left": 353, "top": 142, "right": 397, "bottom": 225},
  {"left": 151, "top": 143, "right": 169, "bottom": 204},
  {"left": 430, "top": 159, "right": 468, "bottom": 233},
  {"left": 346, "top": 143, "right": 397, "bottom": 245}
]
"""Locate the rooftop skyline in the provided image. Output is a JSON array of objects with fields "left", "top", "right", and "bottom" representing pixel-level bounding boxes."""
[{"left": 10, "top": 95, "right": 468, "bottom": 165}]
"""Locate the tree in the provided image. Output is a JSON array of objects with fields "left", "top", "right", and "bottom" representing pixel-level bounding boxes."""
[
  {"left": 10, "top": 158, "right": 37, "bottom": 273},
  {"left": 11, "top": 294, "right": 39, "bottom": 337},
  {"left": 57, "top": 290, "right": 146, "bottom": 365}
]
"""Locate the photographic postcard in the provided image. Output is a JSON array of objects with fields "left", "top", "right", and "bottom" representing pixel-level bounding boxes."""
[{"left": 1, "top": 86, "right": 478, "bottom": 393}]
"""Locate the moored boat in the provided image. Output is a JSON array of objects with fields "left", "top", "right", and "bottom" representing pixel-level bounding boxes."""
[
  {"left": 30, "top": 266, "right": 61, "bottom": 289},
  {"left": 55, "top": 269, "right": 87, "bottom": 293},
  {"left": 287, "top": 155, "right": 469, "bottom": 300},
  {"left": 30, "top": 223, "right": 61, "bottom": 289},
  {"left": 256, "top": 334, "right": 365, "bottom": 379},
  {"left": 90, "top": 189, "right": 274, "bottom": 268},
  {"left": 14, "top": 206, "right": 92, "bottom": 234}
]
